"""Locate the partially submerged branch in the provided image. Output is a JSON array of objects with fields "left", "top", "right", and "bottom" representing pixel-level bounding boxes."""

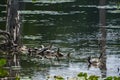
[{"left": 0, "top": 29, "right": 14, "bottom": 51}]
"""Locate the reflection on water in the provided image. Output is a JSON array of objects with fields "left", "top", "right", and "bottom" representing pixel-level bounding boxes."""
[
  {"left": 0, "top": 0, "right": 120, "bottom": 80},
  {"left": 22, "top": 0, "right": 75, "bottom": 3},
  {"left": 18, "top": 10, "right": 84, "bottom": 15}
]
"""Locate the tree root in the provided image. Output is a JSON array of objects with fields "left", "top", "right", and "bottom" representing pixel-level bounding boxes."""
[{"left": 0, "top": 29, "right": 15, "bottom": 52}]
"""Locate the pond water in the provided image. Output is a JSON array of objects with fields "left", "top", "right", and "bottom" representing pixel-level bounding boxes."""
[{"left": 0, "top": 0, "right": 120, "bottom": 80}]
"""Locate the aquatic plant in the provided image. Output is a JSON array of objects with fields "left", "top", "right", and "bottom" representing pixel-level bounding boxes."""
[
  {"left": 32, "top": 0, "right": 37, "bottom": 3},
  {"left": 77, "top": 72, "right": 87, "bottom": 80},
  {"left": 0, "top": 58, "right": 6, "bottom": 67},
  {"left": 88, "top": 75, "right": 99, "bottom": 80},
  {"left": 0, "top": 58, "right": 8, "bottom": 78},
  {"left": 47, "top": 72, "right": 120, "bottom": 80},
  {"left": 54, "top": 75, "right": 64, "bottom": 80},
  {"left": 0, "top": 68, "right": 9, "bottom": 78},
  {"left": 15, "top": 75, "right": 20, "bottom": 80},
  {"left": 104, "top": 76, "right": 120, "bottom": 80}
]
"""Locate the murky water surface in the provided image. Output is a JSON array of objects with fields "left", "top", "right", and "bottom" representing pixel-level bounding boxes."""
[{"left": 0, "top": 0, "right": 120, "bottom": 80}]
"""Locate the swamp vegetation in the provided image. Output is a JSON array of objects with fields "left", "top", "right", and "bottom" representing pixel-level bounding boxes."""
[{"left": 0, "top": 0, "right": 120, "bottom": 80}]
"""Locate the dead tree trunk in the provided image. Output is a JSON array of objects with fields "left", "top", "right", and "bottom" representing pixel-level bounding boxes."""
[
  {"left": 6, "top": 0, "right": 21, "bottom": 46},
  {"left": 99, "top": 0, "right": 106, "bottom": 58},
  {"left": 99, "top": 0, "right": 107, "bottom": 78}
]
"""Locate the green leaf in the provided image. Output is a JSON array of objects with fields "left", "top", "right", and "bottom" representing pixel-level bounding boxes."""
[
  {"left": 54, "top": 76, "right": 64, "bottom": 80},
  {"left": 104, "top": 76, "right": 113, "bottom": 80},
  {"left": 84, "top": 73, "right": 87, "bottom": 80},
  {"left": 77, "top": 72, "right": 88, "bottom": 80},
  {"left": 77, "top": 72, "right": 83, "bottom": 77},
  {"left": 113, "top": 76, "right": 120, "bottom": 80},
  {"left": 0, "top": 68, "right": 9, "bottom": 78},
  {"left": 0, "top": 59, "right": 7, "bottom": 67},
  {"left": 88, "top": 75, "right": 99, "bottom": 80},
  {"left": 16, "top": 75, "right": 20, "bottom": 80},
  {"left": 32, "top": 0, "right": 37, "bottom": 3}
]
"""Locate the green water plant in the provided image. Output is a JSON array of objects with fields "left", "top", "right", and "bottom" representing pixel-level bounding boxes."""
[
  {"left": 32, "top": 0, "right": 37, "bottom": 3},
  {"left": 0, "top": 58, "right": 8, "bottom": 78},
  {"left": 104, "top": 76, "right": 120, "bottom": 80},
  {"left": 77, "top": 72, "right": 87, "bottom": 80},
  {"left": 47, "top": 72, "right": 120, "bottom": 80},
  {"left": 88, "top": 75, "right": 99, "bottom": 80},
  {"left": 113, "top": 76, "right": 120, "bottom": 80},
  {"left": 0, "top": 58, "right": 6, "bottom": 67},
  {"left": 15, "top": 74, "right": 20, "bottom": 80},
  {"left": 0, "top": 68, "right": 9, "bottom": 78},
  {"left": 104, "top": 76, "right": 112, "bottom": 80}
]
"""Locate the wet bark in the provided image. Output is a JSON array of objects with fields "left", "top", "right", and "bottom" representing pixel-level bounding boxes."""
[
  {"left": 99, "top": 0, "right": 107, "bottom": 78},
  {"left": 6, "top": 0, "right": 21, "bottom": 46},
  {"left": 0, "top": 0, "right": 22, "bottom": 51},
  {"left": 99, "top": 0, "right": 106, "bottom": 6},
  {"left": 99, "top": 0, "right": 106, "bottom": 58}
]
